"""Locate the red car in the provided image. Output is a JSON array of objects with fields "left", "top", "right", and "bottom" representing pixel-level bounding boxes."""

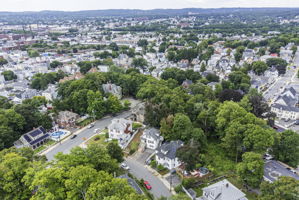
[{"left": 143, "top": 181, "right": 152, "bottom": 190}]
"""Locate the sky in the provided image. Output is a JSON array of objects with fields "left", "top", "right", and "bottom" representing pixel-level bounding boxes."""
[{"left": 1, "top": 0, "right": 299, "bottom": 12}]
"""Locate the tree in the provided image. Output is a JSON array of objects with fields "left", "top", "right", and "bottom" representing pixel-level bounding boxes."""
[
  {"left": 65, "top": 166, "right": 99, "bottom": 200},
  {"left": 0, "top": 153, "right": 31, "bottom": 200},
  {"left": 258, "top": 48, "right": 266, "bottom": 56},
  {"left": 0, "top": 58, "right": 8, "bottom": 66},
  {"left": 137, "top": 39, "right": 148, "bottom": 48},
  {"left": 28, "top": 167, "right": 67, "bottom": 200},
  {"left": 252, "top": 61, "right": 268, "bottom": 75},
  {"left": 105, "top": 95, "right": 123, "bottom": 114},
  {"left": 272, "top": 130, "right": 299, "bottom": 167},
  {"left": 2, "top": 70, "right": 17, "bottom": 81},
  {"left": 55, "top": 144, "right": 119, "bottom": 173},
  {"left": 237, "top": 152, "right": 264, "bottom": 188},
  {"left": 132, "top": 58, "right": 148, "bottom": 69},
  {"left": 200, "top": 62, "right": 206, "bottom": 72},
  {"left": 172, "top": 113, "right": 192, "bottom": 141},
  {"left": 218, "top": 89, "right": 243, "bottom": 102},
  {"left": 177, "top": 140, "right": 202, "bottom": 171},
  {"left": 243, "top": 125, "right": 274, "bottom": 153},
  {"left": 228, "top": 71, "right": 251, "bottom": 92},
  {"left": 87, "top": 90, "right": 105, "bottom": 119},
  {"left": 106, "top": 141, "right": 124, "bottom": 163},
  {"left": 259, "top": 177, "right": 299, "bottom": 200},
  {"left": 291, "top": 45, "right": 297, "bottom": 56},
  {"left": 50, "top": 60, "right": 63, "bottom": 68},
  {"left": 0, "top": 96, "right": 13, "bottom": 109},
  {"left": 86, "top": 173, "right": 145, "bottom": 200},
  {"left": 28, "top": 50, "right": 40, "bottom": 57},
  {"left": 160, "top": 115, "right": 174, "bottom": 141}
]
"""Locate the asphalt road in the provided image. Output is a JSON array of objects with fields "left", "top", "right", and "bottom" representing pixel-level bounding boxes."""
[{"left": 125, "top": 158, "right": 172, "bottom": 199}]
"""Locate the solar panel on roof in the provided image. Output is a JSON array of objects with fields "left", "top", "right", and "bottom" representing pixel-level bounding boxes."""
[
  {"left": 39, "top": 127, "right": 46, "bottom": 134},
  {"left": 28, "top": 129, "right": 42, "bottom": 137},
  {"left": 23, "top": 134, "right": 32, "bottom": 143},
  {"left": 30, "top": 134, "right": 49, "bottom": 145}
]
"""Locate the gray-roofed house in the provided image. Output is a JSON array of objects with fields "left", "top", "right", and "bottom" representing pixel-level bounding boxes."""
[
  {"left": 132, "top": 102, "right": 145, "bottom": 123},
  {"left": 200, "top": 179, "right": 247, "bottom": 200},
  {"left": 102, "top": 83, "right": 122, "bottom": 99},
  {"left": 155, "top": 140, "right": 183, "bottom": 170},
  {"left": 271, "top": 87, "right": 299, "bottom": 120},
  {"left": 14, "top": 127, "right": 49, "bottom": 150},
  {"left": 108, "top": 118, "right": 133, "bottom": 148},
  {"left": 182, "top": 79, "right": 193, "bottom": 89},
  {"left": 118, "top": 174, "right": 143, "bottom": 195},
  {"left": 141, "top": 128, "right": 163, "bottom": 150}
]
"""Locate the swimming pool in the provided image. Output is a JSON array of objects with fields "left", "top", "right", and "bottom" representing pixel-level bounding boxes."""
[{"left": 51, "top": 131, "right": 66, "bottom": 137}]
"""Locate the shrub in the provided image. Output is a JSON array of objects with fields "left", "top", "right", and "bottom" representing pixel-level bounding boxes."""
[
  {"left": 132, "top": 122, "right": 142, "bottom": 129},
  {"left": 157, "top": 164, "right": 165, "bottom": 172},
  {"left": 182, "top": 177, "right": 197, "bottom": 189},
  {"left": 174, "top": 184, "right": 183, "bottom": 193},
  {"left": 150, "top": 160, "right": 157, "bottom": 168}
]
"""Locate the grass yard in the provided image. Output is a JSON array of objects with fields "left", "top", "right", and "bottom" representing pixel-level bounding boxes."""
[
  {"left": 34, "top": 139, "right": 56, "bottom": 153},
  {"left": 86, "top": 134, "right": 107, "bottom": 147},
  {"left": 125, "top": 129, "right": 143, "bottom": 155}
]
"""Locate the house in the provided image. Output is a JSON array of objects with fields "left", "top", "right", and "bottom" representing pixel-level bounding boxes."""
[
  {"left": 155, "top": 140, "right": 183, "bottom": 170},
  {"left": 14, "top": 127, "right": 49, "bottom": 149},
  {"left": 271, "top": 87, "right": 299, "bottom": 120},
  {"left": 108, "top": 118, "right": 133, "bottom": 148},
  {"left": 141, "top": 128, "right": 163, "bottom": 150},
  {"left": 57, "top": 111, "right": 80, "bottom": 128},
  {"left": 132, "top": 102, "right": 145, "bottom": 123},
  {"left": 102, "top": 83, "right": 122, "bottom": 99},
  {"left": 200, "top": 179, "right": 247, "bottom": 200},
  {"left": 182, "top": 79, "right": 193, "bottom": 89}
]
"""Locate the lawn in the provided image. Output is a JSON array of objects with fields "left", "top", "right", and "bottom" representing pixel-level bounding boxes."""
[
  {"left": 125, "top": 129, "right": 143, "bottom": 155},
  {"left": 34, "top": 139, "right": 56, "bottom": 153},
  {"left": 86, "top": 134, "right": 107, "bottom": 147}
]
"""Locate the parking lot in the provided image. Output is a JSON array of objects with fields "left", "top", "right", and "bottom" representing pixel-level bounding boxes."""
[{"left": 264, "top": 160, "right": 299, "bottom": 183}]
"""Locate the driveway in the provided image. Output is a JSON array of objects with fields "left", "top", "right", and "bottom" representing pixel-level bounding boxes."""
[
  {"left": 132, "top": 149, "right": 155, "bottom": 164},
  {"left": 125, "top": 158, "right": 172, "bottom": 199}
]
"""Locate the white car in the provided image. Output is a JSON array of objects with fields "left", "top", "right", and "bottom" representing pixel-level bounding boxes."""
[
  {"left": 87, "top": 123, "right": 95, "bottom": 129},
  {"left": 264, "top": 153, "right": 273, "bottom": 160},
  {"left": 94, "top": 128, "right": 101, "bottom": 133},
  {"left": 121, "top": 163, "right": 130, "bottom": 170}
]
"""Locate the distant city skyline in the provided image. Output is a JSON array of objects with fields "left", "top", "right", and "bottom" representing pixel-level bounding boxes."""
[{"left": 1, "top": 0, "right": 298, "bottom": 12}]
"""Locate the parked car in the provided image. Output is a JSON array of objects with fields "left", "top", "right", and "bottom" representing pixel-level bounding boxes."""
[
  {"left": 70, "top": 135, "right": 77, "bottom": 139},
  {"left": 94, "top": 128, "right": 101, "bottom": 134},
  {"left": 263, "top": 153, "right": 273, "bottom": 160},
  {"left": 87, "top": 123, "right": 95, "bottom": 129},
  {"left": 143, "top": 181, "right": 152, "bottom": 190},
  {"left": 121, "top": 163, "right": 130, "bottom": 170}
]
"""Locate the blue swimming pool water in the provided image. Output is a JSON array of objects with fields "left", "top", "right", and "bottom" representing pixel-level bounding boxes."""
[{"left": 51, "top": 131, "right": 66, "bottom": 137}]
